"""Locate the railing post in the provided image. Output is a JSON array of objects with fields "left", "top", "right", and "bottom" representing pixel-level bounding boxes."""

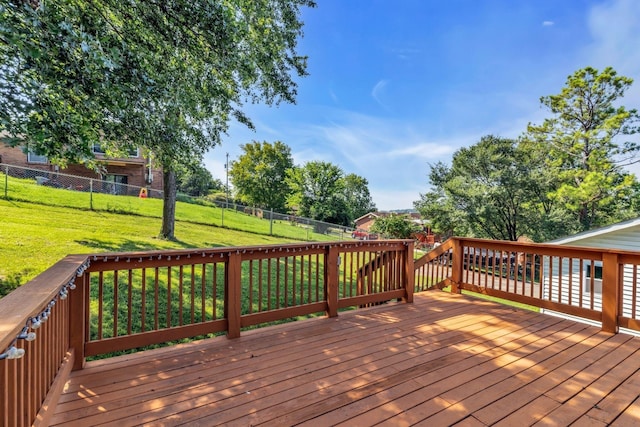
[
  {"left": 326, "top": 245, "right": 339, "bottom": 318},
  {"left": 403, "top": 241, "right": 414, "bottom": 303},
  {"left": 226, "top": 252, "right": 242, "bottom": 338},
  {"left": 450, "top": 238, "right": 463, "bottom": 294},
  {"left": 601, "top": 252, "right": 620, "bottom": 334},
  {"left": 4, "top": 165, "right": 8, "bottom": 199},
  {"left": 69, "top": 273, "right": 87, "bottom": 370}
]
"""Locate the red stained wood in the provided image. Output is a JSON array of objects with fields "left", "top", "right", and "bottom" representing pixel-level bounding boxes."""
[{"left": 50, "top": 292, "right": 640, "bottom": 426}]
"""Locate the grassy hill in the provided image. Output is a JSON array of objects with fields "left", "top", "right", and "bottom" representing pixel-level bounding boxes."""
[{"left": 0, "top": 178, "right": 347, "bottom": 296}]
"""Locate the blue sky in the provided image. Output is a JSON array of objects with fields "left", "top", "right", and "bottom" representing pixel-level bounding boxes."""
[{"left": 204, "top": 0, "right": 640, "bottom": 211}]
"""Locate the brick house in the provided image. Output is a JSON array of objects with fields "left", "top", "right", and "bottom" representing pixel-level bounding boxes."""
[
  {"left": 353, "top": 211, "right": 389, "bottom": 232},
  {"left": 0, "top": 143, "right": 163, "bottom": 192}
]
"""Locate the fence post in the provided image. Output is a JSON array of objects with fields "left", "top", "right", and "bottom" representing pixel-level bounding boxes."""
[
  {"left": 403, "top": 241, "right": 415, "bottom": 303},
  {"left": 325, "top": 245, "right": 339, "bottom": 317},
  {"left": 601, "top": 252, "right": 620, "bottom": 334},
  {"left": 269, "top": 209, "right": 273, "bottom": 235},
  {"left": 450, "top": 238, "right": 463, "bottom": 294},
  {"left": 89, "top": 179, "right": 94, "bottom": 210},
  {"left": 4, "top": 165, "right": 7, "bottom": 199},
  {"left": 69, "top": 273, "right": 87, "bottom": 370},
  {"left": 225, "top": 252, "right": 242, "bottom": 338}
]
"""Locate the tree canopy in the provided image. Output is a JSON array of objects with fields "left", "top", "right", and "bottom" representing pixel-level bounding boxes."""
[
  {"left": 0, "top": 0, "right": 315, "bottom": 239},
  {"left": 286, "top": 161, "right": 347, "bottom": 225},
  {"left": 285, "top": 161, "right": 375, "bottom": 226},
  {"left": 526, "top": 66, "right": 640, "bottom": 231},
  {"left": 416, "top": 66, "right": 640, "bottom": 242},
  {"left": 415, "top": 136, "right": 547, "bottom": 241},
  {"left": 370, "top": 214, "right": 420, "bottom": 239},
  {"left": 342, "top": 173, "right": 377, "bottom": 223},
  {"left": 176, "top": 162, "right": 222, "bottom": 198},
  {"left": 229, "top": 140, "right": 294, "bottom": 212}
]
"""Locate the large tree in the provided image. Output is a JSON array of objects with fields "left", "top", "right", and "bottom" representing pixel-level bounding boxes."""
[
  {"left": 415, "top": 135, "right": 552, "bottom": 241},
  {"left": 286, "top": 161, "right": 348, "bottom": 225},
  {"left": 286, "top": 161, "right": 376, "bottom": 226},
  {"left": 342, "top": 173, "right": 376, "bottom": 222},
  {"left": 229, "top": 140, "right": 294, "bottom": 211},
  {"left": 176, "top": 162, "right": 222, "bottom": 198},
  {"left": 526, "top": 66, "right": 640, "bottom": 231},
  {"left": 0, "top": 0, "right": 315, "bottom": 239}
]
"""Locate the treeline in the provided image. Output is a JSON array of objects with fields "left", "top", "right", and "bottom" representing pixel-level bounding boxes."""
[
  {"left": 415, "top": 66, "right": 640, "bottom": 242},
  {"left": 227, "top": 141, "right": 376, "bottom": 226}
]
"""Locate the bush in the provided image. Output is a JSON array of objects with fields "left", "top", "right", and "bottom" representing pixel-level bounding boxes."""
[{"left": 0, "top": 272, "right": 24, "bottom": 298}]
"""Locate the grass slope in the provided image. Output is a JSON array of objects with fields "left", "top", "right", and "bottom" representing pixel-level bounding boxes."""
[
  {"left": 1, "top": 175, "right": 346, "bottom": 240},
  {"left": 0, "top": 189, "right": 340, "bottom": 296}
]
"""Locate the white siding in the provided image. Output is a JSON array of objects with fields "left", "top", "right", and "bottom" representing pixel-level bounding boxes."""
[
  {"left": 542, "top": 256, "right": 602, "bottom": 310},
  {"left": 567, "top": 226, "right": 640, "bottom": 251},
  {"left": 545, "top": 224, "right": 640, "bottom": 322}
]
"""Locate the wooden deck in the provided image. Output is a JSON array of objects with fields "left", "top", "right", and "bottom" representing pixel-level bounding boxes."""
[{"left": 51, "top": 291, "right": 640, "bottom": 426}]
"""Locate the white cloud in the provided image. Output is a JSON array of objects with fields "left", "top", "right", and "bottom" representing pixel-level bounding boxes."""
[
  {"left": 329, "top": 89, "right": 339, "bottom": 104},
  {"left": 391, "top": 47, "right": 421, "bottom": 61},
  {"left": 542, "top": 21, "right": 554, "bottom": 27},
  {"left": 584, "top": 0, "right": 640, "bottom": 164},
  {"left": 388, "top": 142, "right": 458, "bottom": 159},
  {"left": 371, "top": 79, "right": 389, "bottom": 109},
  {"left": 586, "top": 0, "right": 640, "bottom": 77}
]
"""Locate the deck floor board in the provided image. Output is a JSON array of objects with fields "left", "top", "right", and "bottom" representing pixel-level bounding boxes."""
[{"left": 51, "top": 291, "right": 640, "bottom": 426}]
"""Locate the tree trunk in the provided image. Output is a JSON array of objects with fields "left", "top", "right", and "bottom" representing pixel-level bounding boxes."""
[{"left": 161, "top": 168, "right": 177, "bottom": 240}]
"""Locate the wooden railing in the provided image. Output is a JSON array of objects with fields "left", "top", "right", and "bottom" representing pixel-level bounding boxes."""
[
  {"left": 414, "top": 237, "right": 640, "bottom": 334},
  {"left": 0, "top": 255, "right": 89, "bottom": 427},
  {"left": 0, "top": 240, "right": 413, "bottom": 426},
  {"left": 6, "top": 236, "right": 640, "bottom": 426}
]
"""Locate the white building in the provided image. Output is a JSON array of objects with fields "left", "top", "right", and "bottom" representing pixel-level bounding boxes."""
[{"left": 543, "top": 217, "right": 640, "bottom": 331}]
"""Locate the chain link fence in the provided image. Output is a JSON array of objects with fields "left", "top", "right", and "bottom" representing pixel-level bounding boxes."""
[
  {"left": 1, "top": 163, "right": 355, "bottom": 239},
  {"left": 209, "top": 199, "right": 355, "bottom": 238},
  {"left": 1, "top": 163, "right": 162, "bottom": 209}
]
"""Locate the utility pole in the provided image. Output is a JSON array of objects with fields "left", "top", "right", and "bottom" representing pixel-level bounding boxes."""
[{"left": 225, "top": 152, "right": 229, "bottom": 209}]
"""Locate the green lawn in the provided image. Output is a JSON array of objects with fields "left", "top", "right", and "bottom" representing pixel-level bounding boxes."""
[
  {"left": 1, "top": 174, "right": 346, "bottom": 240},
  {"left": 0, "top": 181, "right": 344, "bottom": 296}
]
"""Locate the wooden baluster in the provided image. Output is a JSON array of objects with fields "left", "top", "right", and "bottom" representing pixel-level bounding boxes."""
[
  {"left": 248, "top": 260, "right": 254, "bottom": 314},
  {"left": 190, "top": 265, "right": 195, "bottom": 325},
  {"left": 316, "top": 253, "right": 321, "bottom": 302},
  {"left": 212, "top": 262, "right": 218, "bottom": 320},
  {"left": 113, "top": 270, "right": 118, "bottom": 338},
  {"left": 127, "top": 269, "right": 133, "bottom": 334},
  {"left": 141, "top": 269, "right": 147, "bottom": 332},
  {"left": 178, "top": 265, "right": 184, "bottom": 326}
]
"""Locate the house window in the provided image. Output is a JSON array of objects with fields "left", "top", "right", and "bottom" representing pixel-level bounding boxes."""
[
  {"left": 27, "top": 151, "right": 48, "bottom": 164},
  {"left": 92, "top": 144, "right": 139, "bottom": 158},
  {"left": 584, "top": 261, "right": 603, "bottom": 294}
]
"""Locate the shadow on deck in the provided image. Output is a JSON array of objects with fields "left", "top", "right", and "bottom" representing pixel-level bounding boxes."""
[{"left": 52, "top": 291, "right": 640, "bottom": 426}]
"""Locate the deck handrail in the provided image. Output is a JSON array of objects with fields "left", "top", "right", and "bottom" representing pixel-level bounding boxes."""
[
  {"left": 6, "top": 236, "right": 640, "bottom": 425},
  {"left": 0, "top": 254, "right": 89, "bottom": 426},
  {"left": 414, "top": 237, "right": 640, "bottom": 334},
  {"left": 0, "top": 240, "right": 414, "bottom": 426}
]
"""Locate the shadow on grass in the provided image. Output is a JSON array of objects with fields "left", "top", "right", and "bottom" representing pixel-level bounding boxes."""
[{"left": 75, "top": 237, "right": 200, "bottom": 253}]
